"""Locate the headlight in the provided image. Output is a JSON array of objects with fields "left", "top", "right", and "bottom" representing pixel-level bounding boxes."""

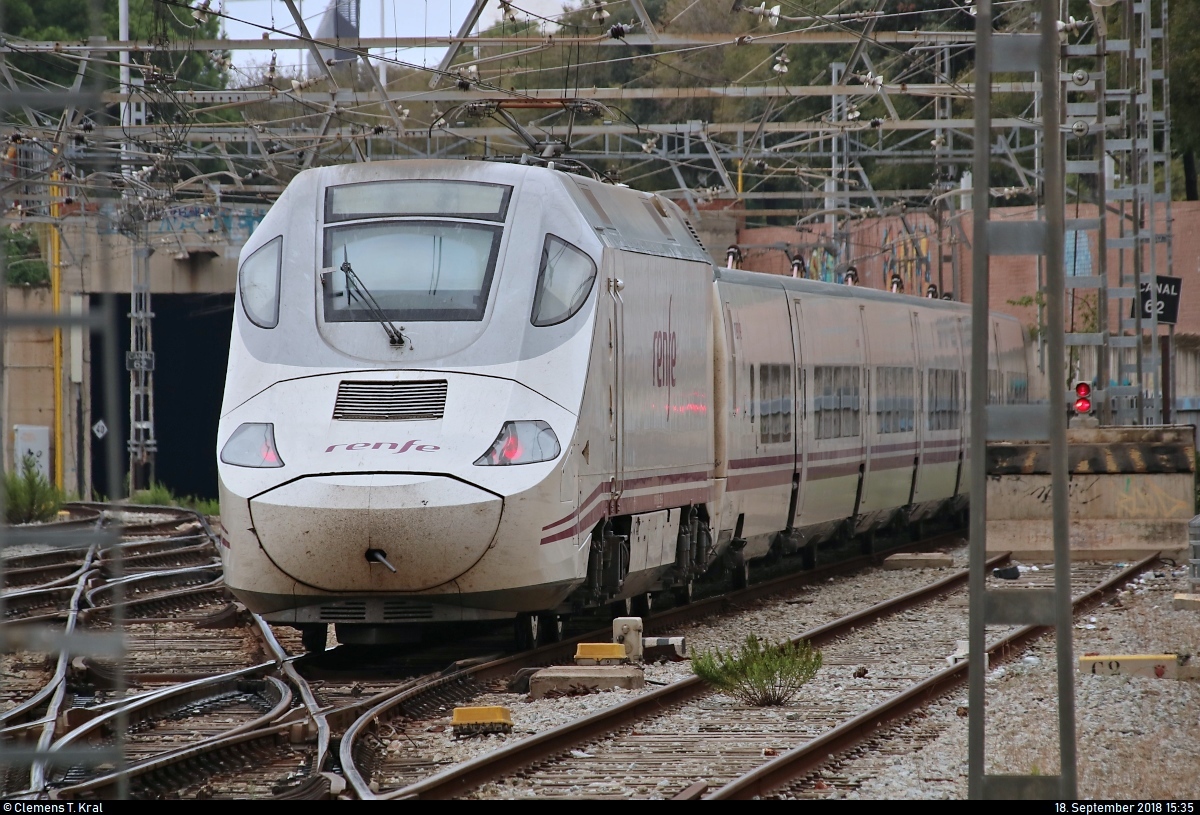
[
  {"left": 473, "top": 421, "right": 560, "bottom": 466},
  {"left": 220, "top": 423, "right": 284, "bottom": 468}
]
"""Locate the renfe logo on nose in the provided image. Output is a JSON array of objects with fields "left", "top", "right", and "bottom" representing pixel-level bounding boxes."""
[{"left": 325, "top": 440, "right": 440, "bottom": 453}]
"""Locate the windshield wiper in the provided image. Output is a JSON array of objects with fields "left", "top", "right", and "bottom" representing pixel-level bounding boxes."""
[{"left": 338, "top": 249, "right": 407, "bottom": 347}]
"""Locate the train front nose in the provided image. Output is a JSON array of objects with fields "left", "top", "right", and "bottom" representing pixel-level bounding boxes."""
[{"left": 248, "top": 474, "right": 501, "bottom": 592}]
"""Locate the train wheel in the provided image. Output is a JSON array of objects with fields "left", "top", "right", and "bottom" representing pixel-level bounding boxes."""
[
  {"left": 536, "top": 612, "right": 564, "bottom": 645},
  {"left": 514, "top": 612, "right": 539, "bottom": 651},
  {"left": 299, "top": 624, "right": 328, "bottom": 653},
  {"left": 631, "top": 593, "right": 654, "bottom": 617},
  {"left": 673, "top": 581, "right": 694, "bottom": 606}
]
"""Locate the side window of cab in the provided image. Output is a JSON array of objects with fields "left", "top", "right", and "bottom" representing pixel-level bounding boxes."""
[
  {"left": 531, "top": 235, "right": 597, "bottom": 327},
  {"left": 239, "top": 236, "right": 283, "bottom": 328}
]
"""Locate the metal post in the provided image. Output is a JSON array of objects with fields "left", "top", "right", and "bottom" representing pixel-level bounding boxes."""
[
  {"left": 127, "top": 245, "right": 156, "bottom": 491},
  {"left": 969, "top": 0, "right": 1074, "bottom": 799},
  {"left": 966, "top": 0, "right": 992, "bottom": 797},
  {"left": 1043, "top": 0, "right": 1077, "bottom": 794}
]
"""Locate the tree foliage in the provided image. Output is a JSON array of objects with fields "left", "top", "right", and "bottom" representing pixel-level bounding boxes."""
[
  {"left": 2, "top": 226, "right": 50, "bottom": 285},
  {"left": 2, "top": 0, "right": 227, "bottom": 92}
]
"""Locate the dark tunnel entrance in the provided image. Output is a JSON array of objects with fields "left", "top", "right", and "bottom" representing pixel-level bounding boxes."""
[{"left": 90, "top": 293, "right": 234, "bottom": 501}]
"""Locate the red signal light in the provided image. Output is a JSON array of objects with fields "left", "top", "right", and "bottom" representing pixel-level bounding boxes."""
[{"left": 1073, "top": 381, "right": 1094, "bottom": 415}]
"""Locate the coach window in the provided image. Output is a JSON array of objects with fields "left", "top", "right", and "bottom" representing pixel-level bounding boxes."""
[
  {"left": 240, "top": 236, "right": 283, "bottom": 328},
  {"left": 988, "top": 369, "right": 1003, "bottom": 405},
  {"left": 815, "top": 365, "right": 860, "bottom": 439},
  {"left": 877, "top": 367, "right": 915, "bottom": 433},
  {"left": 758, "top": 364, "right": 793, "bottom": 444},
  {"left": 531, "top": 236, "right": 597, "bottom": 327},
  {"left": 928, "top": 368, "right": 962, "bottom": 431},
  {"left": 1006, "top": 372, "right": 1029, "bottom": 404}
]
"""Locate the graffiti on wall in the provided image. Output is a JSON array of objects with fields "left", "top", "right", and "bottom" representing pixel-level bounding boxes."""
[
  {"left": 808, "top": 245, "right": 838, "bottom": 283},
  {"left": 881, "top": 226, "right": 932, "bottom": 295},
  {"left": 99, "top": 203, "right": 266, "bottom": 245}
]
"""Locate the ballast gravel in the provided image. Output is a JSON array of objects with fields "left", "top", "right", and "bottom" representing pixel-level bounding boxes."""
[
  {"left": 389, "top": 546, "right": 974, "bottom": 789},
  {"left": 386, "top": 545, "right": 1199, "bottom": 800},
  {"left": 835, "top": 563, "right": 1200, "bottom": 801}
]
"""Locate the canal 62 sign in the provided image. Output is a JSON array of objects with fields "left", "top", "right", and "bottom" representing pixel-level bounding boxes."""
[{"left": 1132, "top": 275, "right": 1182, "bottom": 325}]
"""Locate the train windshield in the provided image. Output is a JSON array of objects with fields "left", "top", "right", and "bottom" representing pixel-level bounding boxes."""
[{"left": 321, "top": 221, "right": 502, "bottom": 322}]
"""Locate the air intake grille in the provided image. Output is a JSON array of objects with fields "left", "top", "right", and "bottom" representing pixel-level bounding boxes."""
[
  {"left": 333, "top": 380, "right": 448, "bottom": 421},
  {"left": 318, "top": 601, "right": 367, "bottom": 622},
  {"left": 382, "top": 600, "right": 435, "bottom": 622}
]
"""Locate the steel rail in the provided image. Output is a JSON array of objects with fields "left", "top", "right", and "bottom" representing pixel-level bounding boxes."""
[
  {"left": 49, "top": 722, "right": 297, "bottom": 799},
  {"left": 331, "top": 529, "right": 967, "bottom": 798},
  {"left": 84, "top": 565, "right": 224, "bottom": 606},
  {"left": 3, "top": 561, "right": 95, "bottom": 592},
  {"left": 52, "top": 675, "right": 292, "bottom": 753},
  {"left": 704, "top": 553, "right": 1162, "bottom": 799},
  {"left": 0, "top": 565, "right": 99, "bottom": 728},
  {"left": 251, "top": 614, "right": 333, "bottom": 776},
  {"left": 46, "top": 612, "right": 301, "bottom": 798},
  {"left": 26, "top": 550, "right": 101, "bottom": 791},
  {"left": 368, "top": 551, "right": 1010, "bottom": 800}
]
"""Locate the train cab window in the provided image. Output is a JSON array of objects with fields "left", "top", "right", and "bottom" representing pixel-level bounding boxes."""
[
  {"left": 239, "top": 236, "right": 283, "bottom": 328},
  {"left": 877, "top": 367, "right": 915, "bottom": 434},
  {"left": 322, "top": 221, "right": 502, "bottom": 322},
  {"left": 757, "top": 364, "right": 793, "bottom": 444},
  {"left": 928, "top": 368, "right": 962, "bottom": 431},
  {"left": 814, "top": 366, "right": 861, "bottom": 440},
  {"left": 531, "top": 236, "right": 597, "bottom": 326}
]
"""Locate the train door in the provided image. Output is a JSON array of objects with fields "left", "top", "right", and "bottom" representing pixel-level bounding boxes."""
[
  {"left": 953, "top": 316, "right": 968, "bottom": 496},
  {"left": 910, "top": 311, "right": 925, "bottom": 508},
  {"left": 790, "top": 299, "right": 807, "bottom": 531},
  {"left": 854, "top": 305, "right": 871, "bottom": 525},
  {"left": 605, "top": 253, "right": 624, "bottom": 511}
]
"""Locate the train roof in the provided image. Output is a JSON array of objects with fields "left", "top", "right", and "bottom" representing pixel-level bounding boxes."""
[{"left": 713, "top": 266, "right": 1014, "bottom": 319}]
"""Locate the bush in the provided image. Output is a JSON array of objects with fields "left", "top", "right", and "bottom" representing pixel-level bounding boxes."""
[
  {"left": 3, "top": 454, "right": 63, "bottom": 524},
  {"left": 692, "top": 634, "right": 823, "bottom": 707},
  {"left": 3, "top": 226, "right": 49, "bottom": 285},
  {"left": 129, "top": 481, "right": 219, "bottom": 517}
]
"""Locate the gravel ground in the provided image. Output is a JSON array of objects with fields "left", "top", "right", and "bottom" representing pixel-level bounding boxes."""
[
  {"left": 385, "top": 546, "right": 1199, "bottom": 800},
  {"left": 832, "top": 561, "right": 1200, "bottom": 800},
  {"left": 382, "top": 544, "right": 977, "bottom": 789}
]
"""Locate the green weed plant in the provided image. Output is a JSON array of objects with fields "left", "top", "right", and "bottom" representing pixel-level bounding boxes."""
[
  {"left": 692, "top": 634, "right": 823, "bottom": 707},
  {"left": 3, "top": 454, "right": 64, "bottom": 524},
  {"left": 128, "top": 481, "right": 219, "bottom": 517}
]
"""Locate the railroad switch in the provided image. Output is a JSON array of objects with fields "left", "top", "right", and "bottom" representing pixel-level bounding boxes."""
[{"left": 451, "top": 706, "right": 514, "bottom": 737}]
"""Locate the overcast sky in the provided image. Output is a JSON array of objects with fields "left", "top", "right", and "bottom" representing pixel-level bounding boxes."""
[{"left": 219, "top": 0, "right": 569, "bottom": 75}]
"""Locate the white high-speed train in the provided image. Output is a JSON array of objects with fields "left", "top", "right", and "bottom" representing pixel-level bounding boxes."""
[{"left": 216, "top": 159, "right": 1030, "bottom": 651}]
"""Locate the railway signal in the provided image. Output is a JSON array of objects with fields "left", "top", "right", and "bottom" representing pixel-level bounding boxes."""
[{"left": 1073, "top": 381, "right": 1094, "bottom": 415}]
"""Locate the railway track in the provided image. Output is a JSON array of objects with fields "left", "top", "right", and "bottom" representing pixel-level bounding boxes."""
[
  {"left": 1, "top": 506, "right": 224, "bottom": 796},
  {"left": 326, "top": 530, "right": 969, "bottom": 798},
  {"left": 41, "top": 526, "right": 965, "bottom": 800},
  {"left": 347, "top": 555, "right": 1155, "bottom": 800}
]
